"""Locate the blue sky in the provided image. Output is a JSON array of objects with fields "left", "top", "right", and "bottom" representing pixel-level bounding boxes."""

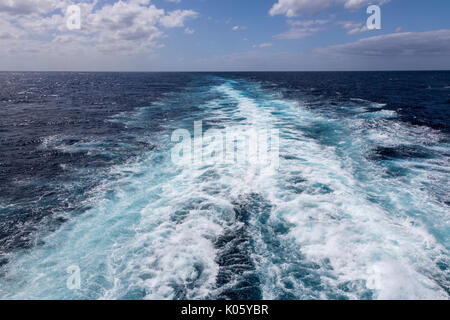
[{"left": 0, "top": 0, "right": 449, "bottom": 71}]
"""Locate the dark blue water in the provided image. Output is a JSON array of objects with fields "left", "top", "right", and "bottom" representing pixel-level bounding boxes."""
[{"left": 0, "top": 72, "right": 449, "bottom": 299}]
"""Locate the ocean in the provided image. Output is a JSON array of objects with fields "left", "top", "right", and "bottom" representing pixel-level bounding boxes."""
[{"left": 0, "top": 71, "right": 449, "bottom": 299}]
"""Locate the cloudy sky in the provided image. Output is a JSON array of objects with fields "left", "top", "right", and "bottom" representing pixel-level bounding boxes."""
[{"left": 0, "top": 0, "right": 449, "bottom": 71}]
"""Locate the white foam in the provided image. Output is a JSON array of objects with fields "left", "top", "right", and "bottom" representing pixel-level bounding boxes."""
[{"left": 0, "top": 78, "right": 448, "bottom": 300}]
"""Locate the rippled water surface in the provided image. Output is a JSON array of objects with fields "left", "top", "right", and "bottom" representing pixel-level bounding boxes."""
[{"left": 0, "top": 72, "right": 449, "bottom": 299}]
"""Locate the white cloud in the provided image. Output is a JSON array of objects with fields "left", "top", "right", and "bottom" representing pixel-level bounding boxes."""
[
  {"left": 253, "top": 43, "right": 273, "bottom": 48},
  {"left": 184, "top": 27, "right": 194, "bottom": 34},
  {"left": 193, "top": 30, "right": 450, "bottom": 72},
  {"left": 275, "top": 19, "right": 328, "bottom": 39},
  {"left": 343, "top": 0, "right": 389, "bottom": 10},
  {"left": 270, "top": 0, "right": 332, "bottom": 16},
  {"left": 0, "top": 0, "right": 67, "bottom": 15},
  {"left": 319, "top": 29, "right": 450, "bottom": 57},
  {"left": 0, "top": 18, "right": 26, "bottom": 39},
  {"left": 269, "top": 0, "right": 390, "bottom": 17},
  {"left": 160, "top": 9, "right": 198, "bottom": 28},
  {"left": 275, "top": 27, "right": 322, "bottom": 39},
  {"left": 288, "top": 19, "right": 329, "bottom": 27},
  {"left": 232, "top": 25, "right": 246, "bottom": 31},
  {"left": 0, "top": 0, "right": 199, "bottom": 58},
  {"left": 337, "top": 21, "right": 369, "bottom": 34}
]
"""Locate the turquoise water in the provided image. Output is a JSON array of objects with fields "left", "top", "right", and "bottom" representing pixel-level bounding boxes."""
[{"left": 0, "top": 73, "right": 449, "bottom": 299}]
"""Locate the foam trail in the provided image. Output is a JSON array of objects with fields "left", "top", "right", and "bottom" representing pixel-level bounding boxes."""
[
  {"left": 210, "top": 81, "right": 450, "bottom": 299},
  {"left": 0, "top": 78, "right": 448, "bottom": 300}
]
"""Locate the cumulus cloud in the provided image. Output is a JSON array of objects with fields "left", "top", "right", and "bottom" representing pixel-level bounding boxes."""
[
  {"left": 0, "top": 0, "right": 66, "bottom": 15},
  {"left": 269, "top": 0, "right": 390, "bottom": 17},
  {"left": 0, "top": 18, "right": 27, "bottom": 39},
  {"left": 160, "top": 9, "right": 198, "bottom": 28},
  {"left": 0, "top": 0, "right": 198, "bottom": 58}
]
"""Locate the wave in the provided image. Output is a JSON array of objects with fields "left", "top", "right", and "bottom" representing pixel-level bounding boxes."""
[{"left": 0, "top": 77, "right": 448, "bottom": 300}]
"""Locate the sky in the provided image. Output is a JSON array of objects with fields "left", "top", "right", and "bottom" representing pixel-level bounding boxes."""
[{"left": 0, "top": 0, "right": 449, "bottom": 71}]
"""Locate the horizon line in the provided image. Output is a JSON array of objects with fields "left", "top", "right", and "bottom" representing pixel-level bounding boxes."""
[{"left": 1, "top": 69, "right": 450, "bottom": 73}]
